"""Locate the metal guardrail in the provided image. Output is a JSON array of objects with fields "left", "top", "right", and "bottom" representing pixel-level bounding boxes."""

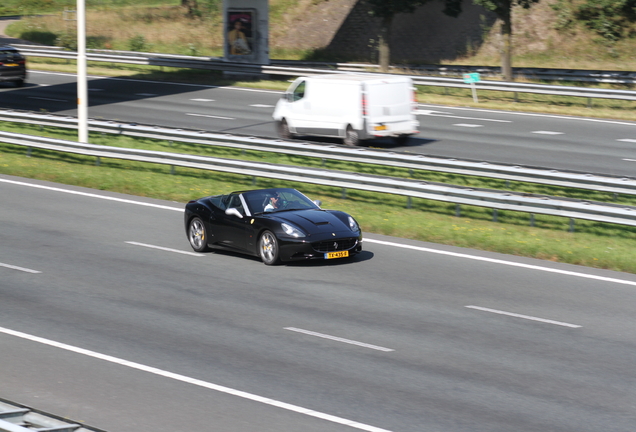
[
  {"left": 16, "top": 44, "right": 636, "bottom": 85},
  {"left": 272, "top": 59, "right": 636, "bottom": 85},
  {"left": 14, "top": 45, "right": 636, "bottom": 103},
  {"left": 1, "top": 110, "right": 635, "bottom": 197},
  {"left": 0, "top": 399, "right": 99, "bottom": 432},
  {"left": 2, "top": 130, "right": 636, "bottom": 228}
]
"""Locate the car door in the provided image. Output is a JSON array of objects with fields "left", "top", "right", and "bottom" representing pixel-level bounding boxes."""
[
  {"left": 285, "top": 79, "right": 311, "bottom": 133},
  {"left": 217, "top": 193, "right": 249, "bottom": 251}
]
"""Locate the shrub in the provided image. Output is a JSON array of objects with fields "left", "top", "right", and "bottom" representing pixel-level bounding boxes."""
[{"left": 128, "top": 34, "right": 148, "bottom": 52}]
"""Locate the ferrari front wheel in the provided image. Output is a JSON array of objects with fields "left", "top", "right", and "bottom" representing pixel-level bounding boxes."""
[
  {"left": 188, "top": 217, "right": 209, "bottom": 252},
  {"left": 259, "top": 230, "right": 280, "bottom": 265}
]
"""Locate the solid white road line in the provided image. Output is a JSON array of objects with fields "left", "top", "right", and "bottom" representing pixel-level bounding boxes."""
[
  {"left": 363, "top": 238, "right": 636, "bottom": 288},
  {"left": 416, "top": 110, "right": 511, "bottom": 122},
  {"left": 453, "top": 124, "right": 483, "bottom": 128},
  {"left": 466, "top": 305, "right": 582, "bottom": 328},
  {"left": 5, "top": 178, "right": 636, "bottom": 289},
  {"left": 0, "top": 326, "right": 392, "bottom": 432},
  {"left": 285, "top": 327, "right": 394, "bottom": 352},
  {"left": 0, "top": 262, "right": 41, "bottom": 274},
  {"left": 618, "top": 139, "right": 636, "bottom": 143},
  {"left": 250, "top": 104, "right": 274, "bottom": 108},
  {"left": 190, "top": 98, "right": 215, "bottom": 102},
  {"left": 125, "top": 241, "right": 204, "bottom": 257},
  {"left": 0, "top": 179, "right": 183, "bottom": 212},
  {"left": 417, "top": 104, "right": 636, "bottom": 126}
]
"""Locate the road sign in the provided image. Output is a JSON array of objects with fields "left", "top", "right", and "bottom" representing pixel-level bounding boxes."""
[{"left": 463, "top": 72, "right": 481, "bottom": 84}]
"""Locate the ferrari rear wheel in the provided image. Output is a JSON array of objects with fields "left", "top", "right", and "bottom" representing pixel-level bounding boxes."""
[
  {"left": 259, "top": 230, "right": 280, "bottom": 265},
  {"left": 188, "top": 217, "right": 210, "bottom": 252}
]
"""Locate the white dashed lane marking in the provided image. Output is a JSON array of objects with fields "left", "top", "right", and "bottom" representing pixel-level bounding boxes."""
[
  {"left": 532, "top": 131, "right": 564, "bottom": 135},
  {"left": 186, "top": 113, "right": 235, "bottom": 120},
  {"left": 285, "top": 327, "right": 394, "bottom": 352},
  {"left": 125, "top": 241, "right": 205, "bottom": 257},
  {"left": 466, "top": 306, "right": 582, "bottom": 328},
  {"left": 0, "top": 262, "right": 41, "bottom": 274}
]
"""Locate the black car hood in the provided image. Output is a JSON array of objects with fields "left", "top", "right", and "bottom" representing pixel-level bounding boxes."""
[{"left": 269, "top": 209, "right": 351, "bottom": 234}]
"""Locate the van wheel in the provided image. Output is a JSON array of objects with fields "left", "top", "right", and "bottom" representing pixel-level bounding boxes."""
[
  {"left": 278, "top": 119, "right": 293, "bottom": 140},
  {"left": 343, "top": 126, "right": 359, "bottom": 146}
]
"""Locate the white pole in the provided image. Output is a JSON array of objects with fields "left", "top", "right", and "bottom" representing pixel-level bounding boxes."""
[
  {"left": 471, "top": 82, "right": 478, "bottom": 103},
  {"left": 77, "top": 0, "right": 88, "bottom": 143}
]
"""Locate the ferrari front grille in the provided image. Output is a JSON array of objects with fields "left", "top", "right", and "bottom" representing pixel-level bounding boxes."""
[{"left": 312, "top": 238, "right": 358, "bottom": 253}]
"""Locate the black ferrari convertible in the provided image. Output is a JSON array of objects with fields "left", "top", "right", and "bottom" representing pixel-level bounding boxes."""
[{"left": 184, "top": 188, "right": 363, "bottom": 265}]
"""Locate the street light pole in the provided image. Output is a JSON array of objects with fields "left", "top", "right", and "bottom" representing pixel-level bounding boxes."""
[{"left": 77, "top": 0, "right": 88, "bottom": 143}]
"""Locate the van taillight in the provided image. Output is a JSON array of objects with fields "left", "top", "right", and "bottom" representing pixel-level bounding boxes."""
[
  {"left": 412, "top": 89, "right": 417, "bottom": 112},
  {"left": 362, "top": 94, "right": 367, "bottom": 116}
]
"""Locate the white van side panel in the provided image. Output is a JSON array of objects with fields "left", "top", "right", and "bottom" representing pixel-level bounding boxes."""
[{"left": 301, "top": 80, "right": 363, "bottom": 136}]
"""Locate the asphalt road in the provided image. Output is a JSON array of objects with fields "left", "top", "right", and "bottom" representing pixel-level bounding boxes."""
[
  {"left": 1, "top": 71, "right": 636, "bottom": 176},
  {"left": 2, "top": 174, "right": 636, "bottom": 432}
]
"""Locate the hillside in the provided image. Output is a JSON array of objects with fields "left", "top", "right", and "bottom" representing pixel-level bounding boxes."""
[{"left": 5, "top": 0, "right": 636, "bottom": 71}]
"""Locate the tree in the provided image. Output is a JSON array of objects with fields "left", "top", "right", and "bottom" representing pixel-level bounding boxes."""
[
  {"left": 181, "top": 0, "right": 200, "bottom": 17},
  {"left": 472, "top": 0, "right": 540, "bottom": 81},
  {"left": 366, "top": 0, "right": 462, "bottom": 72},
  {"left": 574, "top": 0, "right": 636, "bottom": 43}
]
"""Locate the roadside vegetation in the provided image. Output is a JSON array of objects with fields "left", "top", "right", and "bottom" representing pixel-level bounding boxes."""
[
  {"left": 2, "top": 0, "right": 636, "bottom": 273},
  {"left": 6, "top": 0, "right": 636, "bottom": 120}
]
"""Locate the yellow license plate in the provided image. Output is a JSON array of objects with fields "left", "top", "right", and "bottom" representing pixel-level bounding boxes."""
[
  {"left": 326, "top": 250, "right": 349, "bottom": 259},
  {"left": 4, "top": 63, "right": 18, "bottom": 67},
  {"left": 374, "top": 125, "right": 387, "bottom": 131}
]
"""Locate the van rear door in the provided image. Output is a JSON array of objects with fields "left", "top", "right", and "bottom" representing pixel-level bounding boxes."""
[{"left": 364, "top": 78, "right": 417, "bottom": 137}]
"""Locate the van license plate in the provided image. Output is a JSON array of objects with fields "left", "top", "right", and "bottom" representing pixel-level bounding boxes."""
[
  {"left": 325, "top": 251, "right": 349, "bottom": 259},
  {"left": 374, "top": 125, "right": 387, "bottom": 131}
]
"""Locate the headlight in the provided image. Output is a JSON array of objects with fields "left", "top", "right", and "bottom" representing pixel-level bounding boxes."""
[
  {"left": 281, "top": 222, "right": 306, "bottom": 238},
  {"left": 348, "top": 216, "right": 360, "bottom": 232}
]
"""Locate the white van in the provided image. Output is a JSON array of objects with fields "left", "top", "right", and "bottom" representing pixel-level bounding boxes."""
[{"left": 272, "top": 74, "right": 419, "bottom": 146}]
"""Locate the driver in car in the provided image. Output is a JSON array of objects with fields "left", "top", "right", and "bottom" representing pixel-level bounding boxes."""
[{"left": 264, "top": 193, "right": 281, "bottom": 212}]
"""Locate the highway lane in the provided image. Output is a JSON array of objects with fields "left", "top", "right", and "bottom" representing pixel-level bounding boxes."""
[
  {"left": 2, "top": 174, "right": 636, "bottom": 431},
  {"left": 1, "top": 71, "right": 636, "bottom": 176}
]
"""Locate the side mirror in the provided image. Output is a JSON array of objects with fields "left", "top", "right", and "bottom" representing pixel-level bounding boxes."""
[
  {"left": 286, "top": 93, "right": 294, "bottom": 102},
  {"left": 313, "top": 200, "right": 322, "bottom": 208},
  {"left": 225, "top": 208, "right": 243, "bottom": 218}
]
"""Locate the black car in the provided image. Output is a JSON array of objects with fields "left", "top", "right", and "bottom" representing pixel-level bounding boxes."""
[
  {"left": 184, "top": 188, "right": 363, "bottom": 265},
  {"left": 0, "top": 45, "right": 26, "bottom": 87}
]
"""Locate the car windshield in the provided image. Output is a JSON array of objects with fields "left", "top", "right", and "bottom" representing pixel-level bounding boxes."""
[{"left": 244, "top": 189, "right": 320, "bottom": 214}]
